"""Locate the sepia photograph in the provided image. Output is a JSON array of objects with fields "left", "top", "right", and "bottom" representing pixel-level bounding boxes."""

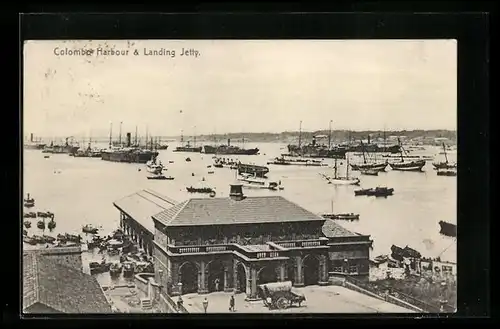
[{"left": 22, "top": 39, "right": 457, "bottom": 314}]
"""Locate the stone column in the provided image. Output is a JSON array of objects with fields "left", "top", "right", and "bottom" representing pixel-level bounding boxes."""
[
  {"left": 319, "top": 254, "right": 329, "bottom": 285},
  {"left": 233, "top": 261, "right": 239, "bottom": 292},
  {"left": 294, "top": 256, "right": 304, "bottom": 287},
  {"left": 198, "top": 261, "right": 208, "bottom": 294},
  {"left": 171, "top": 262, "right": 180, "bottom": 296},
  {"left": 279, "top": 262, "right": 286, "bottom": 282},
  {"left": 246, "top": 266, "right": 259, "bottom": 300},
  {"left": 224, "top": 267, "right": 232, "bottom": 292}
]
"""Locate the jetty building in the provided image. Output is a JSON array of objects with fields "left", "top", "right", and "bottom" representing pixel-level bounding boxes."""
[{"left": 114, "top": 184, "right": 372, "bottom": 300}]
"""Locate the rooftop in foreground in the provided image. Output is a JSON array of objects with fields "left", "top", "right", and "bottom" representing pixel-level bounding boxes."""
[
  {"left": 113, "top": 189, "right": 178, "bottom": 233},
  {"left": 181, "top": 285, "right": 414, "bottom": 314},
  {"left": 153, "top": 195, "right": 326, "bottom": 227}
]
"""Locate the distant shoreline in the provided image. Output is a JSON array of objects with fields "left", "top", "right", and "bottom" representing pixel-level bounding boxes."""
[{"left": 29, "top": 129, "right": 457, "bottom": 144}]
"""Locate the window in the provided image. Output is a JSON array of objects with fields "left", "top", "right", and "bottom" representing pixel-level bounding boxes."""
[
  {"left": 349, "top": 265, "right": 359, "bottom": 274},
  {"left": 330, "top": 259, "right": 344, "bottom": 273},
  {"left": 442, "top": 265, "right": 453, "bottom": 273}
]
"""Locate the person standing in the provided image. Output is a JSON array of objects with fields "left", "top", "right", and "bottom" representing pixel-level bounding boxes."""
[
  {"left": 229, "top": 294, "right": 235, "bottom": 312},
  {"left": 214, "top": 278, "right": 220, "bottom": 291}
]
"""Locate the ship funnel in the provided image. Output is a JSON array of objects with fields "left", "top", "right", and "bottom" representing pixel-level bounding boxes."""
[
  {"left": 126, "top": 133, "right": 131, "bottom": 147},
  {"left": 368, "top": 135, "right": 371, "bottom": 144},
  {"left": 30, "top": 133, "right": 33, "bottom": 142},
  {"left": 228, "top": 138, "right": 231, "bottom": 146},
  {"left": 229, "top": 183, "right": 245, "bottom": 201}
]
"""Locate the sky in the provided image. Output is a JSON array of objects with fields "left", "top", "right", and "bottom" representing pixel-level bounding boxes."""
[{"left": 23, "top": 39, "right": 457, "bottom": 138}]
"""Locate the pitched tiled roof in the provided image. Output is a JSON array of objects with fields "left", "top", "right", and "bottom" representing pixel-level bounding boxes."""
[
  {"left": 113, "top": 189, "right": 178, "bottom": 233},
  {"left": 322, "top": 219, "right": 358, "bottom": 238},
  {"left": 23, "top": 251, "right": 112, "bottom": 314},
  {"left": 153, "top": 196, "right": 325, "bottom": 227}
]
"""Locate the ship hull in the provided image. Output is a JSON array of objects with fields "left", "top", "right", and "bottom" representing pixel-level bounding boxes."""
[
  {"left": 237, "top": 164, "right": 269, "bottom": 178},
  {"left": 287, "top": 145, "right": 347, "bottom": 159},
  {"left": 24, "top": 143, "right": 46, "bottom": 150},
  {"left": 350, "top": 162, "right": 388, "bottom": 171},
  {"left": 347, "top": 144, "right": 401, "bottom": 153},
  {"left": 203, "top": 145, "right": 259, "bottom": 155},
  {"left": 101, "top": 150, "right": 159, "bottom": 163},
  {"left": 327, "top": 177, "right": 360, "bottom": 185},
  {"left": 173, "top": 147, "right": 202, "bottom": 153},
  {"left": 389, "top": 160, "right": 426, "bottom": 172}
]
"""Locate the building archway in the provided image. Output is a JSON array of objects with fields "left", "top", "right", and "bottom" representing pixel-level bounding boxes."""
[
  {"left": 179, "top": 261, "right": 198, "bottom": 294},
  {"left": 257, "top": 265, "right": 278, "bottom": 285},
  {"left": 303, "top": 254, "right": 320, "bottom": 286},
  {"left": 207, "top": 260, "right": 225, "bottom": 292},
  {"left": 236, "top": 262, "right": 248, "bottom": 294}
]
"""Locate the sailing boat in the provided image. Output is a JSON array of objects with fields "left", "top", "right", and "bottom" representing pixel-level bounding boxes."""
[
  {"left": 322, "top": 156, "right": 360, "bottom": 185},
  {"left": 432, "top": 142, "right": 457, "bottom": 170},
  {"left": 350, "top": 140, "right": 388, "bottom": 172},
  {"left": 388, "top": 138, "right": 426, "bottom": 172}
]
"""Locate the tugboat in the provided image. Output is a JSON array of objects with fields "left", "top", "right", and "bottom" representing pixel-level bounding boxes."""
[
  {"left": 354, "top": 188, "right": 373, "bottom": 196},
  {"left": 82, "top": 224, "right": 99, "bottom": 234},
  {"left": 109, "top": 262, "right": 123, "bottom": 277},
  {"left": 24, "top": 193, "right": 35, "bottom": 208}
]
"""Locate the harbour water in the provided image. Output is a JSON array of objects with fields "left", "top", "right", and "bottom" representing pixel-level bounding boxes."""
[{"left": 23, "top": 142, "right": 457, "bottom": 280}]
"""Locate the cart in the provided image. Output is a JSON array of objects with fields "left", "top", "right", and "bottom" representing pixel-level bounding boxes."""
[{"left": 258, "top": 281, "right": 306, "bottom": 310}]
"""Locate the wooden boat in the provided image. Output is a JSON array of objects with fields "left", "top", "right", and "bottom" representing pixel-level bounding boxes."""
[
  {"left": 207, "top": 171, "right": 215, "bottom": 174},
  {"left": 186, "top": 186, "right": 215, "bottom": 194},
  {"left": 23, "top": 211, "right": 36, "bottom": 218},
  {"left": 37, "top": 220, "right": 45, "bottom": 229},
  {"left": 42, "top": 235, "right": 56, "bottom": 243},
  {"left": 388, "top": 138, "right": 426, "bottom": 172},
  {"left": 147, "top": 174, "right": 169, "bottom": 180},
  {"left": 23, "top": 220, "right": 31, "bottom": 228},
  {"left": 23, "top": 236, "right": 37, "bottom": 245},
  {"left": 437, "top": 169, "right": 457, "bottom": 176},
  {"left": 44, "top": 155, "right": 50, "bottom": 158},
  {"left": 360, "top": 169, "right": 379, "bottom": 176},
  {"left": 24, "top": 193, "right": 35, "bottom": 208},
  {"left": 350, "top": 141, "right": 388, "bottom": 172},
  {"left": 366, "top": 187, "right": 394, "bottom": 197},
  {"left": 47, "top": 219, "right": 56, "bottom": 230},
  {"left": 32, "top": 235, "right": 45, "bottom": 244},
  {"left": 321, "top": 157, "right": 360, "bottom": 185},
  {"left": 82, "top": 224, "right": 99, "bottom": 234},
  {"left": 213, "top": 163, "right": 223, "bottom": 168},
  {"left": 122, "top": 262, "right": 135, "bottom": 277},
  {"left": 322, "top": 213, "right": 360, "bottom": 221},
  {"left": 185, "top": 157, "right": 191, "bottom": 162},
  {"left": 109, "top": 262, "right": 123, "bottom": 276},
  {"left": 354, "top": 188, "right": 373, "bottom": 196},
  {"left": 433, "top": 143, "right": 457, "bottom": 170},
  {"left": 267, "top": 156, "right": 326, "bottom": 167},
  {"left": 439, "top": 221, "right": 457, "bottom": 237}
]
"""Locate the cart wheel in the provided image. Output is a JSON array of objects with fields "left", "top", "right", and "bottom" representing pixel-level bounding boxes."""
[{"left": 276, "top": 297, "right": 289, "bottom": 310}]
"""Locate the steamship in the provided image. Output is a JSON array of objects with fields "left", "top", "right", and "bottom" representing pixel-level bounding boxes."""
[
  {"left": 42, "top": 138, "right": 79, "bottom": 154},
  {"left": 203, "top": 138, "right": 259, "bottom": 155},
  {"left": 345, "top": 134, "right": 401, "bottom": 153},
  {"left": 101, "top": 132, "right": 158, "bottom": 164},
  {"left": 172, "top": 131, "right": 202, "bottom": 153},
  {"left": 24, "top": 133, "right": 46, "bottom": 150}
]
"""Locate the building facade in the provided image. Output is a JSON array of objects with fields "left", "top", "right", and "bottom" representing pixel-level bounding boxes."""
[{"left": 151, "top": 184, "right": 372, "bottom": 300}]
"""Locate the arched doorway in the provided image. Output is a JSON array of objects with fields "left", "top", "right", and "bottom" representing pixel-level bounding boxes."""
[
  {"left": 207, "top": 260, "right": 225, "bottom": 292},
  {"left": 257, "top": 265, "right": 278, "bottom": 285},
  {"left": 303, "top": 255, "right": 320, "bottom": 286},
  {"left": 179, "top": 262, "right": 198, "bottom": 294},
  {"left": 236, "top": 262, "right": 247, "bottom": 294}
]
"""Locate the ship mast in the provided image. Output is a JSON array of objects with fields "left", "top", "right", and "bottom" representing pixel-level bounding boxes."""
[
  {"left": 134, "top": 125, "right": 138, "bottom": 146},
  {"left": 346, "top": 155, "right": 350, "bottom": 179},
  {"left": 443, "top": 142, "right": 449, "bottom": 163},
  {"left": 334, "top": 158, "right": 338, "bottom": 179},
  {"left": 180, "top": 129, "right": 184, "bottom": 144},
  {"left": 298, "top": 120, "right": 302, "bottom": 149},
  {"left": 145, "top": 126, "right": 149, "bottom": 148},
  {"left": 119, "top": 121, "right": 123, "bottom": 147},
  {"left": 193, "top": 126, "right": 197, "bottom": 147},
  {"left": 109, "top": 122, "right": 113, "bottom": 148},
  {"left": 360, "top": 140, "right": 367, "bottom": 164},
  {"left": 328, "top": 120, "right": 333, "bottom": 149}
]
